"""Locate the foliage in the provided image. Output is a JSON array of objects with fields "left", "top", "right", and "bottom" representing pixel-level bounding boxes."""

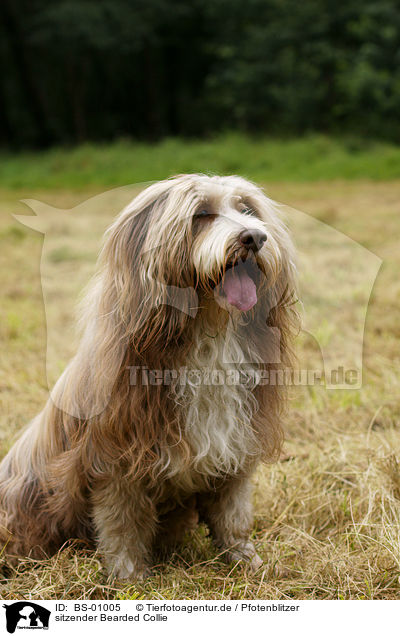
[{"left": 1, "top": 0, "right": 400, "bottom": 147}]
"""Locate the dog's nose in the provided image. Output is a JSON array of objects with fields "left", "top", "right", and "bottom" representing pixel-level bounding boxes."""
[{"left": 239, "top": 229, "right": 267, "bottom": 252}]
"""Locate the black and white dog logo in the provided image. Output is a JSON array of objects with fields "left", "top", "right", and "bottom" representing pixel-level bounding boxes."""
[{"left": 2, "top": 603, "right": 50, "bottom": 633}]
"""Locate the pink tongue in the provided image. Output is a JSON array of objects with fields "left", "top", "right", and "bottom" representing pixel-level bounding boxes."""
[{"left": 222, "top": 266, "right": 257, "bottom": 311}]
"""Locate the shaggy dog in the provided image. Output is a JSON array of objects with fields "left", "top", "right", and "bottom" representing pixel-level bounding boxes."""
[{"left": 0, "top": 174, "right": 299, "bottom": 579}]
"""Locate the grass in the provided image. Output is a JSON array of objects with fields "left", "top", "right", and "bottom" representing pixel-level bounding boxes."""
[
  {"left": 2, "top": 134, "right": 400, "bottom": 190},
  {"left": 1, "top": 140, "right": 400, "bottom": 599}
]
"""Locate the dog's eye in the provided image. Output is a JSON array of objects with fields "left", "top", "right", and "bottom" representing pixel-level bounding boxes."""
[
  {"left": 195, "top": 209, "right": 213, "bottom": 219},
  {"left": 241, "top": 206, "right": 254, "bottom": 216}
]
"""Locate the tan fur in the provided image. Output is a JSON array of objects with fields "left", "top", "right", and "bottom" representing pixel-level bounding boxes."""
[{"left": 0, "top": 174, "right": 299, "bottom": 578}]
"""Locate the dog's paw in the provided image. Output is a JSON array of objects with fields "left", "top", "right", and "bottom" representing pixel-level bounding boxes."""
[
  {"left": 108, "top": 556, "right": 152, "bottom": 581},
  {"left": 225, "top": 541, "right": 263, "bottom": 572}
]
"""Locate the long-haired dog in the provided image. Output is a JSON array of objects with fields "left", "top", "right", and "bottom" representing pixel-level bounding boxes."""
[{"left": 0, "top": 174, "right": 299, "bottom": 579}]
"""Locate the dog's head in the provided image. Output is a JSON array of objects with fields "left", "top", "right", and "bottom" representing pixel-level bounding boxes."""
[{"left": 101, "top": 174, "right": 297, "bottom": 350}]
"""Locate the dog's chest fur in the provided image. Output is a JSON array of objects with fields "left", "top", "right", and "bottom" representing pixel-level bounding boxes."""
[{"left": 164, "top": 323, "right": 261, "bottom": 493}]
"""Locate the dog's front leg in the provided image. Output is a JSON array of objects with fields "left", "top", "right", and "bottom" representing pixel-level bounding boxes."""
[
  {"left": 200, "top": 476, "right": 263, "bottom": 571},
  {"left": 91, "top": 479, "right": 156, "bottom": 580}
]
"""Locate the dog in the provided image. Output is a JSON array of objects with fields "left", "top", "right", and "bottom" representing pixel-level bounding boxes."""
[{"left": 0, "top": 174, "right": 299, "bottom": 579}]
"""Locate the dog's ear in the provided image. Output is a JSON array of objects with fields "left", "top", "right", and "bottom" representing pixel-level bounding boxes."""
[
  {"left": 246, "top": 188, "right": 300, "bottom": 364},
  {"left": 101, "top": 192, "right": 196, "bottom": 358}
]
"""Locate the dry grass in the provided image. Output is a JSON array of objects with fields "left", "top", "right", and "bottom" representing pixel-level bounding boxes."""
[{"left": 1, "top": 180, "right": 400, "bottom": 599}]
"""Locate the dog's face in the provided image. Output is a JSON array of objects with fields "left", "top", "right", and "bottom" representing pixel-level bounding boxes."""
[
  {"left": 120, "top": 174, "right": 291, "bottom": 316},
  {"left": 190, "top": 177, "right": 283, "bottom": 312}
]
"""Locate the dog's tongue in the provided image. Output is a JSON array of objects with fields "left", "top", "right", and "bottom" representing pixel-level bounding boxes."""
[{"left": 222, "top": 265, "right": 257, "bottom": 311}]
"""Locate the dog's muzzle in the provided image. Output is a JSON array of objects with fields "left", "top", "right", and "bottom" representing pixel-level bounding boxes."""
[{"left": 214, "top": 230, "right": 267, "bottom": 311}]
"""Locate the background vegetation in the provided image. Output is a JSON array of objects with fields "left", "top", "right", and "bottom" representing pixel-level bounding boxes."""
[
  {"left": 2, "top": 135, "right": 400, "bottom": 189},
  {"left": 1, "top": 0, "right": 400, "bottom": 148}
]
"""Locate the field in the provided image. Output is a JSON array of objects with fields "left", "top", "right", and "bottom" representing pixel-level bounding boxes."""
[{"left": 1, "top": 137, "right": 400, "bottom": 600}]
